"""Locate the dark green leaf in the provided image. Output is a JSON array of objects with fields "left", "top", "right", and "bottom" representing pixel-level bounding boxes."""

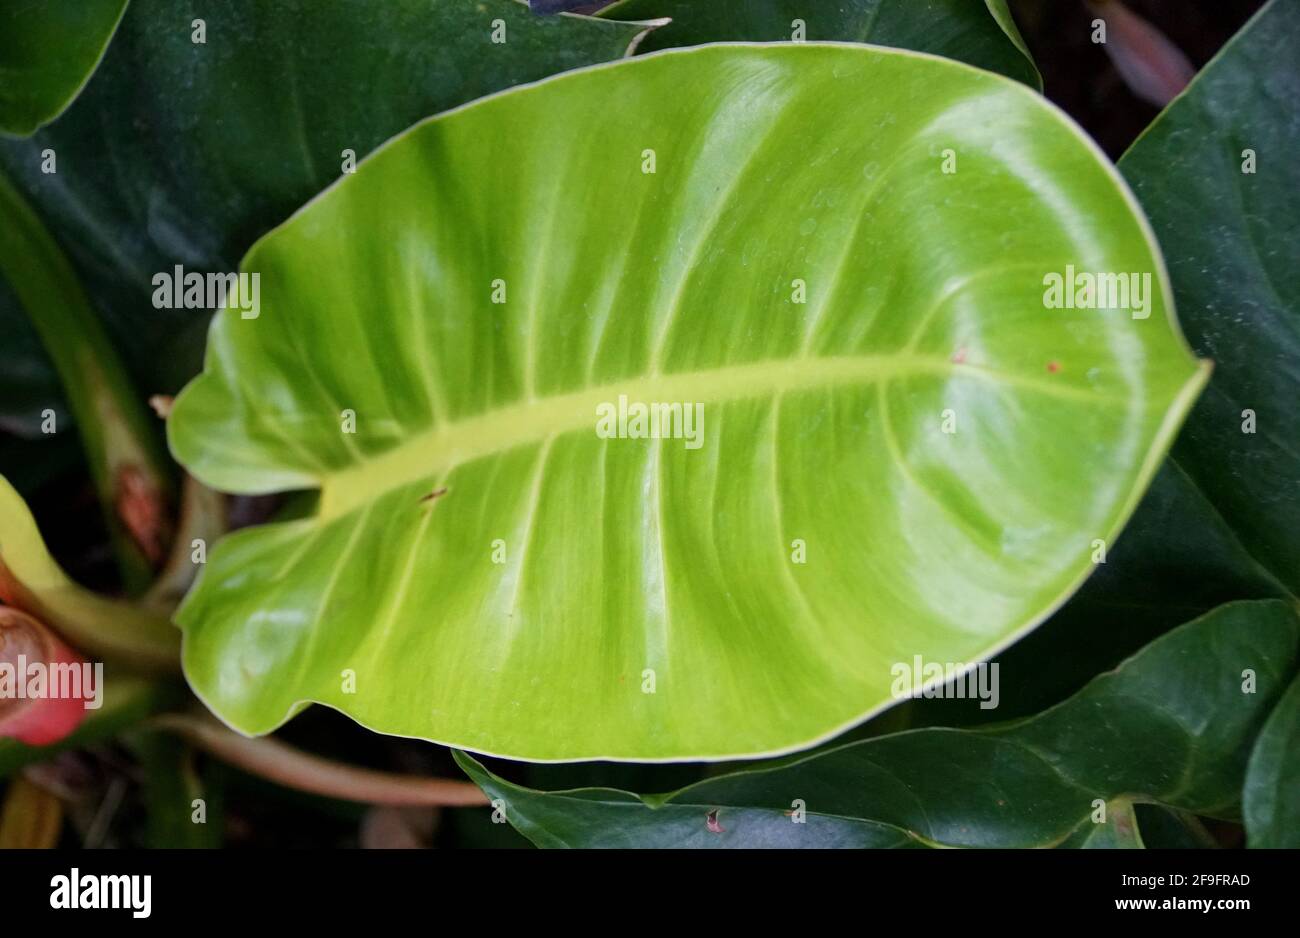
[
  {"left": 1118, "top": 0, "right": 1300, "bottom": 598},
  {"left": 0, "top": 0, "right": 127, "bottom": 136},
  {"left": 1129, "top": 805, "right": 1221, "bottom": 849},
  {"left": 129, "top": 731, "right": 224, "bottom": 848},
  {"left": 457, "top": 600, "right": 1299, "bottom": 847},
  {"left": 0, "top": 0, "right": 658, "bottom": 426},
  {"left": 910, "top": 463, "right": 1293, "bottom": 729},
  {"left": 1244, "top": 670, "right": 1300, "bottom": 847},
  {"left": 1058, "top": 799, "right": 1144, "bottom": 848},
  {"left": 602, "top": 0, "right": 1040, "bottom": 86},
  {"left": 0, "top": 274, "right": 68, "bottom": 438},
  {"left": 968, "top": 0, "right": 1300, "bottom": 726},
  {"left": 0, "top": 168, "right": 172, "bottom": 591}
]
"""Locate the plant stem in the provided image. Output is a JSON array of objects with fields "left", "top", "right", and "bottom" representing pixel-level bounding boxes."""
[
  {"left": 152, "top": 714, "right": 490, "bottom": 807},
  {"left": 143, "top": 473, "right": 227, "bottom": 612},
  {"left": 0, "top": 476, "right": 180, "bottom": 670},
  {"left": 0, "top": 167, "right": 173, "bottom": 594}
]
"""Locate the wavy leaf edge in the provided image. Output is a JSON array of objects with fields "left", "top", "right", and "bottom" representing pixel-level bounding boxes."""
[{"left": 169, "top": 41, "right": 1210, "bottom": 762}]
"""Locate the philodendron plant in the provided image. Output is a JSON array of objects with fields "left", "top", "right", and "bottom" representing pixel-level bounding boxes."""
[
  {"left": 169, "top": 40, "right": 1208, "bottom": 763},
  {"left": 0, "top": 0, "right": 1295, "bottom": 850}
]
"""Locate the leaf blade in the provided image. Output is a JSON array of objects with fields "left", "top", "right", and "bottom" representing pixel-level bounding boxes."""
[
  {"left": 1118, "top": 0, "right": 1300, "bottom": 598},
  {"left": 1244, "top": 669, "right": 1300, "bottom": 848},
  {"left": 458, "top": 600, "right": 1300, "bottom": 846},
  {"left": 172, "top": 44, "right": 1205, "bottom": 760},
  {"left": 0, "top": 0, "right": 127, "bottom": 136},
  {"left": 0, "top": 0, "right": 660, "bottom": 427}
]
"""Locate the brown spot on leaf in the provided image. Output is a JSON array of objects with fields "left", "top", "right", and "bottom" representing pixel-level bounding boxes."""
[{"left": 706, "top": 809, "right": 724, "bottom": 834}]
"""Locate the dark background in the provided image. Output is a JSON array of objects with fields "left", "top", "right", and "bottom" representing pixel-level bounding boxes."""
[{"left": 1010, "top": 0, "right": 1267, "bottom": 155}]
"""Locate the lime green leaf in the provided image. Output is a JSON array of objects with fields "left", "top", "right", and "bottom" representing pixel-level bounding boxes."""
[
  {"left": 971, "top": 0, "right": 1300, "bottom": 724},
  {"left": 0, "top": 0, "right": 127, "bottom": 136},
  {"left": 456, "top": 600, "right": 1300, "bottom": 846},
  {"left": 1244, "top": 670, "right": 1300, "bottom": 848},
  {"left": 0, "top": 0, "right": 660, "bottom": 427},
  {"left": 1118, "top": 0, "right": 1300, "bottom": 598},
  {"left": 601, "top": 0, "right": 1040, "bottom": 86},
  {"left": 0, "top": 475, "right": 178, "bottom": 669},
  {"left": 934, "top": 462, "right": 1293, "bottom": 729},
  {"left": 171, "top": 43, "right": 1205, "bottom": 761}
]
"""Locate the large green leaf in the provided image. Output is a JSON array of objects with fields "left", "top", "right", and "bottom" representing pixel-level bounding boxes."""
[
  {"left": 171, "top": 43, "right": 1205, "bottom": 761},
  {"left": 0, "top": 0, "right": 659, "bottom": 429},
  {"left": 951, "top": 0, "right": 1300, "bottom": 726},
  {"left": 0, "top": 0, "right": 127, "bottom": 136},
  {"left": 913, "top": 462, "right": 1293, "bottom": 729},
  {"left": 1244, "top": 670, "right": 1300, "bottom": 848},
  {"left": 456, "top": 600, "right": 1300, "bottom": 846},
  {"left": 601, "top": 0, "right": 1039, "bottom": 87},
  {"left": 1118, "top": 0, "right": 1300, "bottom": 598}
]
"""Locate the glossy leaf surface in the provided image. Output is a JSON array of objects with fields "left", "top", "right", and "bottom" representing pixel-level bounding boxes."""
[
  {"left": 925, "top": 461, "right": 1293, "bottom": 729},
  {"left": 956, "top": 0, "right": 1300, "bottom": 727},
  {"left": 171, "top": 44, "right": 1205, "bottom": 761},
  {"left": 0, "top": 0, "right": 127, "bottom": 136},
  {"left": 1118, "top": 0, "right": 1300, "bottom": 598},
  {"left": 0, "top": 0, "right": 658, "bottom": 428},
  {"left": 457, "top": 600, "right": 1300, "bottom": 845},
  {"left": 1244, "top": 671, "right": 1300, "bottom": 848}
]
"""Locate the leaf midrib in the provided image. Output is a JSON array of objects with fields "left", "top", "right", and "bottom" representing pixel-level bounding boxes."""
[{"left": 318, "top": 353, "right": 1130, "bottom": 519}]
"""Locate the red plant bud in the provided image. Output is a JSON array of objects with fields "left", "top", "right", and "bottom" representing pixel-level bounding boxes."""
[{"left": 0, "top": 607, "right": 92, "bottom": 746}]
